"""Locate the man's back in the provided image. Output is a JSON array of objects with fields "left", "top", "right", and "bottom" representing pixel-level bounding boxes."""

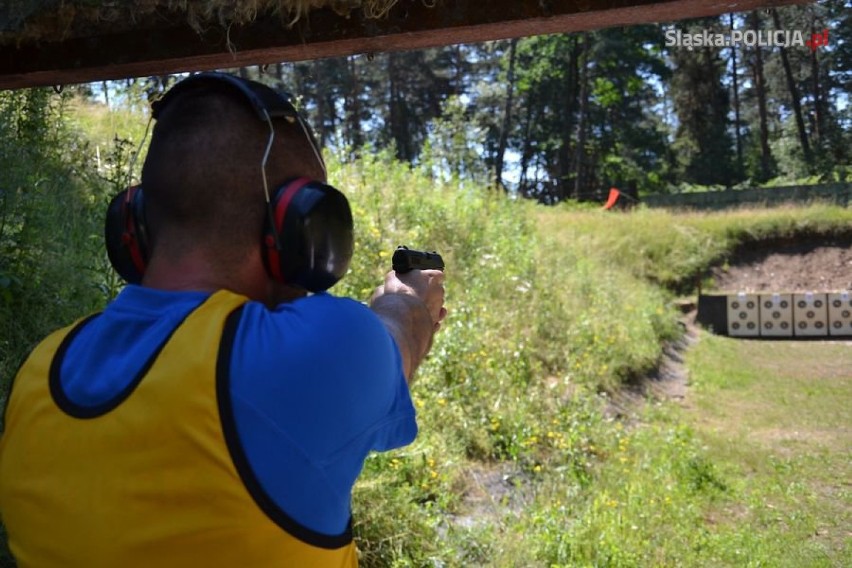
[
  {"left": 0, "top": 289, "right": 413, "bottom": 567},
  {"left": 0, "top": 73, "right": 445, "bottom": 566}
]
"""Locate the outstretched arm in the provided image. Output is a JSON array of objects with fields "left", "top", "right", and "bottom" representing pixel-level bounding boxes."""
[{"left": 369, "top": 269, "right": 446, "bottom": 384}]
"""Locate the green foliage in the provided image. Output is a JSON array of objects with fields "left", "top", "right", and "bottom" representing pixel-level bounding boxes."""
[
  {"left": 420, "top": 95, "right": 490, "bottom": 185},
  {"left": 670, "top": 20, "right": 737, "bottom": 187},
  {"left": 523, "top": 420, "right": 726, "bottom": 567},
  {"left": 0, "top": 89, "right": 115, "bottom": 408},
  {"left": 506, "top": 26, "right": 672, "bottom": 201},
  {"left": 222, "top": 3, "right": 852, "bottom": 200}
]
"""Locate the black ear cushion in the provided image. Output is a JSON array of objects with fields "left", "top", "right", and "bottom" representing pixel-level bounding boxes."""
[
  {"left": 263, "top": 178, "right": 353, "bottom": 292},
  {"left": 104, "top": 186, "right": 149, "bottom": 284}
]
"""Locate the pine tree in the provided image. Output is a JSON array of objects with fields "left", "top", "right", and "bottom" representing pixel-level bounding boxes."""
[{"left": 669, "top": 18, "right": 735, "bottom": 187}]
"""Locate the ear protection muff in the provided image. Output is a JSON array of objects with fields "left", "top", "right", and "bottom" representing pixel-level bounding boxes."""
[
  {"left": 104, "top": 72, "right": 354, "bottom": 292},
  {"left": 263, "top": 177, "right": 354, "bottom": 292},
  {"left": 104, "top": 185, "right": 149, "bottom": 285}
]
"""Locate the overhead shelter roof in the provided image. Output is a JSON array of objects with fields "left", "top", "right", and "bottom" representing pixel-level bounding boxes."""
[{"left": 0, "top": 0, "right": 800, "bottom": 90}]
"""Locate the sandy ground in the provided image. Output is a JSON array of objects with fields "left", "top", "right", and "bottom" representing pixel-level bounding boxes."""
[{"left": 709, "top": 241, "right": 851, "bottom": 293}]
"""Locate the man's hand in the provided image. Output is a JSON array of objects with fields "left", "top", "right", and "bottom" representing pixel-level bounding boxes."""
[
  {"left": 369, "top": 269, "right": 447, "bottom": 383},
  {"left": 372, "top": 269, "right": 447, "bottom": 331}
]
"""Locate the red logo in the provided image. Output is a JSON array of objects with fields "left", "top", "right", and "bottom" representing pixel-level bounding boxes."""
[{"left": 806, "top": 29, "right": 829, "bottom": 51}]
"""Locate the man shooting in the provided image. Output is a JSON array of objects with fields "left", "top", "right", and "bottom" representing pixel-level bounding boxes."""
[{"left": 0, "top": 73, "right": 446, "bottom": 567}]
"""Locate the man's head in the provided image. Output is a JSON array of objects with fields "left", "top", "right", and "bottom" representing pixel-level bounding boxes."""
[
  {"left": 105, "top": 73, "right": 353, "bottom": 299},
  {"left": 140, "top": 76, "right": 327, "bottom": 274}
]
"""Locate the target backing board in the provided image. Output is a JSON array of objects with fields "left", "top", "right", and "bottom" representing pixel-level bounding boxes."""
[
  {"left": 827, "top": 291, "right": 852, "bottom": 337},
  {"left": 792, "top": 293, "right": 829, "bottom": 337},
  {"left": 759, "top": 293, "right": 793, "bottom": 337},
  {"left": 726, "top": 293, "right": 760, "bottom": 337}
]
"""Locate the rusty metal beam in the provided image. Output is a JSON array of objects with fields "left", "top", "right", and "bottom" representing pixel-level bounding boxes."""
[{"left": 0, "top": 0, "right": 800, "bottom": 90}]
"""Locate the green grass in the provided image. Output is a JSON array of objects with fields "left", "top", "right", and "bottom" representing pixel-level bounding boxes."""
[
  {"left": 333, "top": 159, "right": 851, "bottom": 566},
  {"left": 537, "top": 204, "right": 852, "bottom": 292},
  {"left": 680, "top": 335, "right": 851, "bottom": 567},
  {"left": 487, "top": 334, "right": 851, "bottom": 568}
]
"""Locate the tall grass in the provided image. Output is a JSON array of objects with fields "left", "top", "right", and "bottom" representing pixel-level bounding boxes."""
[
  {"left": 538, "top": 204, "right": 852, "bottom": 292},
  {"left": 0, "top": 92, "right": 149, "bottom": 399}
]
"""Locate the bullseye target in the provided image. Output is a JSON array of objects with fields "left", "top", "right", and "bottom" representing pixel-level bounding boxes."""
[
  {"left": 759, "top": 293, "right": 793, "bottom": 337},
  {"left": 827, "top": 291, "right": 852, "bottom": 337},
  {"left": 792, "top": 293, "right": 828, "bottom": 337},
  {"left": 726, "top": 293, "right": 760, "bottom": 337}
]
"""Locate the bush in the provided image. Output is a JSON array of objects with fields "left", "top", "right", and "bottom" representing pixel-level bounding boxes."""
[{"left": 0, "top": 89, "right": 121, "bottom": 410}]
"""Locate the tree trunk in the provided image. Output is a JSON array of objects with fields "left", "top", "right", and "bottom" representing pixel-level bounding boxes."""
[
  {"left": 455, "top": 44, "right": 463, "bottom": 95},
  {"left": 572, "top": 33, "right": 590, "bottom": 200},
  {"left": 749, "top": 11, "right": 773, "bottom": 181},
  {"left": 519, "top": 94, "right": 536, "bottom": 196},
  {"left": 771, "top": 10, "right": 813, "bottom": 170},
  {"left": 555, "top": 35, "right": 579, "bottom": 202},
  {"left": 387, "top": 53, "right": 412, "bottom": 162},
  {"left": 729, "top": 14, "right": 743, "bottom": 176},
  {"left": 495, "top": 39, "right": 517, "bottom": 190},
  {"left": 345, "top": 56, "right": 364, "bottom": 152}
]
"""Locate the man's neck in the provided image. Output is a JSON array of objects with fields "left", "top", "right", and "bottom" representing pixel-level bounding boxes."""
[{"left": 142, "top": 252, "right": 268, "bottom": 301}]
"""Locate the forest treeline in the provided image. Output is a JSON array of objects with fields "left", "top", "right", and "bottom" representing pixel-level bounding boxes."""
[{"left": 79, "top": 2, "right": 851, "bottom": 203}]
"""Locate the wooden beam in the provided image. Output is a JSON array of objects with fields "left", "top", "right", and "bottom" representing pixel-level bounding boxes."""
[{"left": 0, "top": 0, "right": 800, "bottom": 90}]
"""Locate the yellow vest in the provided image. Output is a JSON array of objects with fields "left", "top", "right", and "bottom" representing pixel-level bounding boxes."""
[{"left": 0, "top": 290, "right": 358, "bottom": 567}]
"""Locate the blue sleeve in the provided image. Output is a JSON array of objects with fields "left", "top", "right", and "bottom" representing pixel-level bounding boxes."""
[{"left": 228, "top": 293, "right": 417, "bottom": 536}]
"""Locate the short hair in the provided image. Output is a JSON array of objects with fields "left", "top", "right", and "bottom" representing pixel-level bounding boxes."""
[{"left": 140, "top": 82, "right": 323, "bottom": 264}]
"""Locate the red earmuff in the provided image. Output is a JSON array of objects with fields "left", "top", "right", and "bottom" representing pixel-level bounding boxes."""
[
  {"left": 104, "top": 185, "right": 149, "bottom": 285},
  {"left": 263, "top": 177, "right": 353, "bottom": 292}
]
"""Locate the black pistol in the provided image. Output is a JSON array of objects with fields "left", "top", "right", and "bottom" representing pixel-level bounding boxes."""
[{"left": 392, "top": 246, "right": 444, "bottom": 273}]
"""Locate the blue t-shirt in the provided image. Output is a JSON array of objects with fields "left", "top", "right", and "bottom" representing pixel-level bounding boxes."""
[{"left": 59, "top": 285, "right": 417, "bottom": 536}]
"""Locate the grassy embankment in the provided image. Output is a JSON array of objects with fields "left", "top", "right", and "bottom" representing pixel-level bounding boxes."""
[
  {"left": 2, "top": 94, "right": 850, "bottom": 566},
  {"left": 333, "top": 159, "right": 851, "bottom": 566}
]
